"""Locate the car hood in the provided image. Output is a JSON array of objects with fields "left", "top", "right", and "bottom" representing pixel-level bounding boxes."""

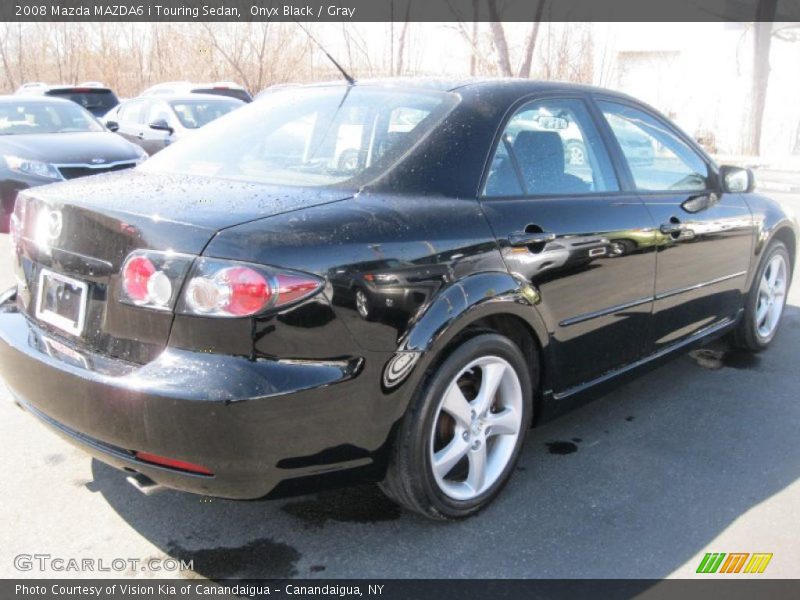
[{"left": 0, "top": 131, "right": 141, "bottom": 164}]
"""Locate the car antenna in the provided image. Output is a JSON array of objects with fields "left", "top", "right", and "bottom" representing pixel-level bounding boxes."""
[{"left": 295, "top": 22, "right": 356, "bottom": 85}]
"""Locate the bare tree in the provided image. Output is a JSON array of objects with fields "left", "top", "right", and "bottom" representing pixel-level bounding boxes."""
[
  {"left": 486, "top": 0, "right": 512, "bottom": 76},
  {"left": 746, "top": 0, "right": 800, "bottom": 155},
  {"left": 395, "top": 1, "right": 413, "bottom": 75},
  {"left": 0, "top": 24, "right": 18, "bottom": 90},
  {"left": 445, "top": 0, "right": 491, "bottom": 76},
  {"left": 517, "top": 1, "right": 546, "bottom": 78}
]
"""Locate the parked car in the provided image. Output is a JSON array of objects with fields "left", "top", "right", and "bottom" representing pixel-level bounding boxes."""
[
  {"left": 0, "top": 96, "right": 146, "bottom": 233},
  {"left": 140, "top": 81, "right": 252, "bottom": 103},
  {"left": 15, "top": 83, "right": 120, "bottom": 118},
  {"left": 103, "top": 94, "right": 244, "bottom": 155},
  {"left": 0, "top": 80, "right": 796, "bottom": 520}
]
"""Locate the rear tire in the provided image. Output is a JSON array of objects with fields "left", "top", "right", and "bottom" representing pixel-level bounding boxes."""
[
  {"left": 354, "top": 288, "right": 374, "bottom": 320},
  {"left": 380, "top": 333, "right": 533, "bottom": 520},
  {"left": 733, "top": 240, "right": 791, "bottom": 351}
]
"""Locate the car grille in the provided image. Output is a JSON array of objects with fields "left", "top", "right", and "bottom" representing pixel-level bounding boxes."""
[{"left": 57, "top": 162, "right": 137, "bottom": 180}]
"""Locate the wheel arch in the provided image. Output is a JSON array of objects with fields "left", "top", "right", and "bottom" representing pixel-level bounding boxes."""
[
  {"left": 389, "top": 272, "right": 550, "bottom": 421},
  {"left": 771, "top": 225, "right": 796, "bottom": 272}
]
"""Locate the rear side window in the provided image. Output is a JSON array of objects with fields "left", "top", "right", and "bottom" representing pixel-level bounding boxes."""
[
  {"left": 598, "top": 101, "right": 709, "bottom": 192},
  {"left": 483, "top": 98, "right": 618, "bottom": 197}
]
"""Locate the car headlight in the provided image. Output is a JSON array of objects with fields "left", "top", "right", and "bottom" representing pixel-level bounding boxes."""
[{"left": 2, "top": 155, "right": 62, "bottom": 180}]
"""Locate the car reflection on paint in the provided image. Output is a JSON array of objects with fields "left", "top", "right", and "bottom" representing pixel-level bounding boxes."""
[
  {"left": 503, "top": 235, "right": 610, "bottom": 280},
  {"left": 330, "top": 259, "right": 449, "bottom": 321}
]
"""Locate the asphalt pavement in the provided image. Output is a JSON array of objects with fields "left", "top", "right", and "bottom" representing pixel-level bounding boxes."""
[{"left": 1, "top": 192, "right": 798, "bottom": 580}]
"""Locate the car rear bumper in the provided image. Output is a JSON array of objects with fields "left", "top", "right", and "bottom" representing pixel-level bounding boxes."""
[{"left": 0, "top": 303, "right": 389, "bottom": 499}]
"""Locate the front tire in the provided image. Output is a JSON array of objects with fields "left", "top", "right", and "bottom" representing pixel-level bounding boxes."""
[
  {"left": 733, "top": 240, "right": 791, "bottom": 351},
  {"left": 380, "top": 333, "right": 533, "bottom": 519}
]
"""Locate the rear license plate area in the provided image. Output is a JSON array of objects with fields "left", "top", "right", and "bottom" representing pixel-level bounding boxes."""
[
  {"left": 35, "top": 268, "right": 88, "bottom": 336},
  {"left": 42, "top": 335, "right": 89, "bottom": 369}
]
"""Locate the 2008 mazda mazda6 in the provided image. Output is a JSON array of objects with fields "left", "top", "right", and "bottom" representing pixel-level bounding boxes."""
[{"left": 1, "top": 79, "right": 796, "bottom": 519}]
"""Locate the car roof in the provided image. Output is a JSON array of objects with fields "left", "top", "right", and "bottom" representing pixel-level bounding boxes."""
[{"left": 302, "top": 76, "right": 640, "bottom": 102}]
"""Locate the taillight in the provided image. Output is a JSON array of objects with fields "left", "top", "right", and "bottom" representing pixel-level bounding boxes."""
[
  {"left": 178, "top": 257, "right": 323, "bottom": 318},
  {"left": 118, "top": 250, "right": 194, "bottom": 311},
  {"left": 118, "top": 251, "right": 323, "bottom": 317},
  {"left": 122, "top": 255, "right": 156, "bottom": 302},
  {"left": 184, "top": 265, "right": 270, "bottom": 316}
]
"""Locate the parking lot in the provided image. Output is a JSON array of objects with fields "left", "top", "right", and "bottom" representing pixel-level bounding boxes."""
[{"left": 1, "top": 192, "right": 799, "bottom": 579}]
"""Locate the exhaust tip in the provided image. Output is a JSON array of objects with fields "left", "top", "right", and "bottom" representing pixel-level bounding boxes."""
[{"left": 126, "top": 473, "right": 165, "bottom": 496}]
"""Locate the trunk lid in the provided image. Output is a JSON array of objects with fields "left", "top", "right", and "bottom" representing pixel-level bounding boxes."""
[{"left": 13, "top": 170, "right": 351, "bottom": 363}]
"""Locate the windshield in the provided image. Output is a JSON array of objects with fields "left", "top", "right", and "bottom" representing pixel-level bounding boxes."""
[
  {"left": 169, "top": 98, "right": 243, "bottom": 129},
  {"left": 141, "top": 86, "right": 458, "bottom": 187},
  {"left": 0, "top": 101, "right": 104, "bottom": 135}
]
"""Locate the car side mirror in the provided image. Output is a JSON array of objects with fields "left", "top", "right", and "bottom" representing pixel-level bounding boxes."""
[
  {"left": 681, "top": 193, "right": 718, "bottom": 214},
  {"left": 149, "top": 119, "right": 174, "bottom": 135},
  {"left": 719, "top": 165, "right": 755, "bottom": 194},
  {"left": 105, "top": 120, "right": 119, "bottom": 133}
]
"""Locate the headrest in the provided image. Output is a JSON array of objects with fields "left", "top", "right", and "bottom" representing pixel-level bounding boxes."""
[{"left": 513, "top": 130, "right": 565, "bottom": 178}]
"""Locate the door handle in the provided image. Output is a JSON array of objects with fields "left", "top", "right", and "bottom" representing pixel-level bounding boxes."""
[
  {"left": 137, "top": 132, "right": 144, "bottom": 140},
  {"left": 659, "top": 221, "right": 684, "bottom": 235},
  {"left": 508, "top": 231, "right": 556, "bottom": 246}
]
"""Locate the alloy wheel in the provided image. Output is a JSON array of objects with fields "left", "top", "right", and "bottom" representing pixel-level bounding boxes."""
[
  {"left": 429, "top": 356, "right": 523, "bottom": 501},
  {"left": 355, "top": 289, "right": 370, "bottom": 319},
  {"left": 755, "top": 253, "right": 788, "bottom": 339}
]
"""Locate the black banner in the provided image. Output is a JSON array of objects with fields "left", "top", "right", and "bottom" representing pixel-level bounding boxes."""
[
  {"left": 5, "top": 580, "right": 800, "bottom": 600},
  {"left": 4, "top": 0, "right": 800, "bottom": 23}
]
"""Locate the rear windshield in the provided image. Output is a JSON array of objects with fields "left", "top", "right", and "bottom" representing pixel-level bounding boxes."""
[
  {"left": 141, "top": 86, "right": 459, "bottom": 187},
  {"left": 0, "top": 101, "right": 104, "bottom": 134},
  {"left": 169, "top": 98, "right": 243, "bottom": 129},
  {"left": 193, "top": 88, "right": 253, "bottom": 103},
  {"left": 45, "top": 89, "right": 119, "bottom": 115}
]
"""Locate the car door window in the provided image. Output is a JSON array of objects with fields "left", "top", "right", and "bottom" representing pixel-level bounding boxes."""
[
  {"left": 598, "top": 101, "right": 709, "bottom": 192},
  {"left": 119, "top": 100, "right": 145, "bottom": 125},
  {"left": 146, "top": 101, "right": 173, "bottom": 127},
  {"left": 483, "top": 98, "right": 618, "bottom": 197}
]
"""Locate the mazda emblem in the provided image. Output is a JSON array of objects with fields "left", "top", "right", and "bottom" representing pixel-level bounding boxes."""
[{"left": 46, "top": 210, "right": 62, "bottom": 241}]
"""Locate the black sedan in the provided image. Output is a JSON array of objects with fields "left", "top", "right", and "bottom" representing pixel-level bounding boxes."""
[
  {"left": 0, "top": 96, "right": 147, "bottom": 233},
  {"left": 0, "top": 80, "right": 796, "bottom": 519}
]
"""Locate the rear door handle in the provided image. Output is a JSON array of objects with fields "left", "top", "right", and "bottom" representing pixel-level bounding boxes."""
[{"left": 508, "top": 231, "right": 556, "bottom": 246}]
